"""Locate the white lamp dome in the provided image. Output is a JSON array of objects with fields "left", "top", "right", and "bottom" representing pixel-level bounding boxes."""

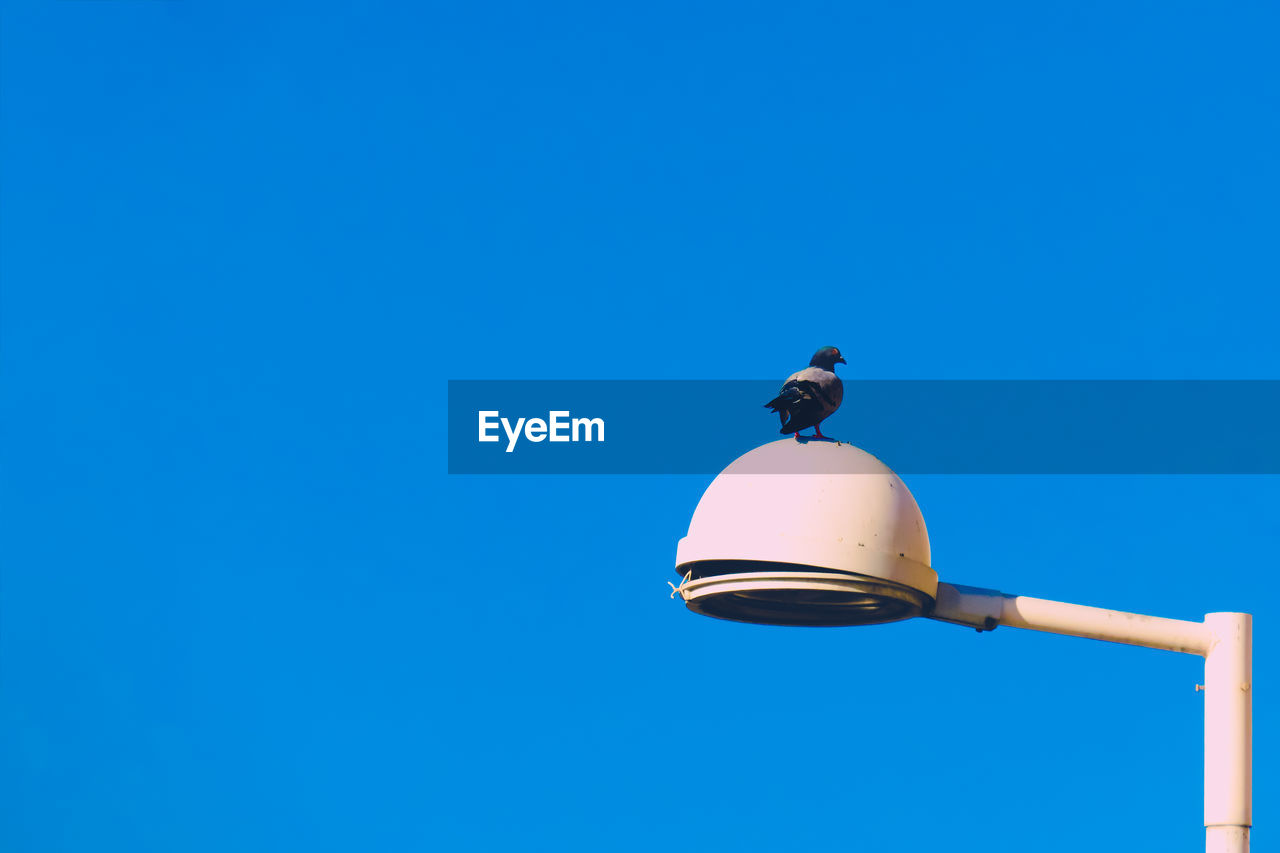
[{"left": 675, "top": 440, "right": 937, "bottom": 626}]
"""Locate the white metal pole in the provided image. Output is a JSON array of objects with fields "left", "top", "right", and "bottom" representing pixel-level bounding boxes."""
[
  {"left": 1204, "top": 613, "right": 1252, "bottom": 853},
  {"left": 930, "top": 583, "right": 1211, "bottom": 654},
  {"left": 928, "top": 585, "right": 1252, "bottom": 853},
  {"left": 996, "top": 594, "right": 1210, "bottom": 654}
]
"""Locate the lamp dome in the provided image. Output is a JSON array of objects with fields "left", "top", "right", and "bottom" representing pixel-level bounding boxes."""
[{"left": 675, "top": 440, "right": 937, "bottom": 626}]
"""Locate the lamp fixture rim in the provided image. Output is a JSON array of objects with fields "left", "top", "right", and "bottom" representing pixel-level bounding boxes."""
[{"left": 675, "top": 565, "right": 935, "bottom": 627}]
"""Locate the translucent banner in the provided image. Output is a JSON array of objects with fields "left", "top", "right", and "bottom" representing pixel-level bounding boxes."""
[{"left": 447, "top": 380, "right": 1280, "bottom": 474}]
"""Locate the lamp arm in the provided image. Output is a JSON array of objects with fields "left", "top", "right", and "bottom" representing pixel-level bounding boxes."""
[{"left": 927, "top": 581, "right": 1210, "bottom": 655}]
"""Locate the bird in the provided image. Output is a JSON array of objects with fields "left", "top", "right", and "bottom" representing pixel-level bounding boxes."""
[{"left": 763, "top": 346, "right": 846, "bottom": 441}]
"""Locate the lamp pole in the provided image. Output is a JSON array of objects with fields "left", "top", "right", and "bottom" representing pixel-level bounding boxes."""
[{"left": 929, "top": 584, "right": 1252, "bottom": 853}]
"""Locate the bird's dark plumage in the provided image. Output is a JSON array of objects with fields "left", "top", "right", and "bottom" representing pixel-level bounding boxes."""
[{"left": 764, "top": 346, "right": 846, "bottom": 440}]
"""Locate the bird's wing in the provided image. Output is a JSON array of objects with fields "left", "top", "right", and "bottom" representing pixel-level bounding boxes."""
[
  {"left": 775, "top": 385, "right": 825, "bottom": 433},
  {"left": 763, "top": 366, "right": 844, "bottom": 434},
  {"left": 788, "top": 367, "right": 842, "bottom": 416},
  {"left": 763, "top": 369, "right": 808, "bottom": 411}
]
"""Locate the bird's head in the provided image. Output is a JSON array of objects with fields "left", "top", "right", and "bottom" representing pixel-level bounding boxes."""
[{"left": 809, "top": 346, "right": 847, "bottom": 370}]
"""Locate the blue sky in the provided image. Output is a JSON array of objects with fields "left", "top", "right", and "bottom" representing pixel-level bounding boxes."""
[{"left": 2, "top": 2, "right": 1277, "bottom": 851}]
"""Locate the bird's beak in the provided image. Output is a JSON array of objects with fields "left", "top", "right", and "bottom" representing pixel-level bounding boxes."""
[{"left": 837, "top": 357, "right": 847, "bottom": 365}]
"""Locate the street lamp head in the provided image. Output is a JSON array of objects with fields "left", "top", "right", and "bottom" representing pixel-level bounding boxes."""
[{"left": 675, "top": 440, "right": 938, "bottom": 627}]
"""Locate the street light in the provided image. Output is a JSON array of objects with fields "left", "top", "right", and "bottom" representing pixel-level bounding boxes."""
[{"left": 672, "top": 439, "right": 1252, "bottom": 853}]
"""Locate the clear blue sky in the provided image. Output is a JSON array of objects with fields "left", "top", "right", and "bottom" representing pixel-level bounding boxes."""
[{"left": 2, "top": 2, "right": 1277, "bottom": 851}]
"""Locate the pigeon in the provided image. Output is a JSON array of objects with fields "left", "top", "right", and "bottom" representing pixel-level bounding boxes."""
[{"left": 763, "top": 346, "right": 846, "bottom": 441}]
